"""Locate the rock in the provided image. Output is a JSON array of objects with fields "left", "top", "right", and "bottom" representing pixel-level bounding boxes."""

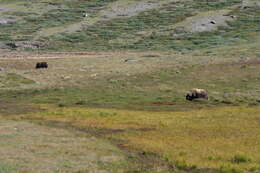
[
  {"left": 91, "top": 73, "right": 98, "bottom": 77},
  {"left": 210, "top": 20, "right": 216, "bottom": 24},
  {"left": 0, "top": 19, "right": 8, "bottom": 24},
  {"left": 83, "top": 13, "right": 88, "bottom": 17},
  {"left": 0, "top": 18, "right": 15, "bottom": 25},
  {"left": 123, "top": 58, "right": 138, "bottom": 62},
  {"left": 5, "top": 41, "right": 46, "bottom": 50},
  {"left": 61, "top": 76, "right": 71, "bottom": 80}
]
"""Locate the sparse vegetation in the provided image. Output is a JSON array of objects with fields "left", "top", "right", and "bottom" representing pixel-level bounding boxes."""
[{"left": 0, "top": 73, "right": 35, "bottom": 88}]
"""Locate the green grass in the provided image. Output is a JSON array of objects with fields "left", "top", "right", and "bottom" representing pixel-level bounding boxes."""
[
  {"left": 1, "top": 0, "right": 252, "bottom": 52},
  {"left": 0, "top": 73, "right": 35, "bottom": 88},
  {"left": 0, "top": 60, "right": 260, "bottom": 114},
  {"left": 0, "top": 0, "right": 258, "bottom": 54},
  {"left": 0, "top": 0, "right": 116, "bottom": 41},
  {"left": 43, "top": 0, "right": 260, "bottom": 52},
  {"left": 0, "top": 162, "right": 18, "bottom": 173},
  {"left": 232, "top": 154, "right": 251, "bottom": 164},
  {"left": 0, "top": 59, "right": 259, "bottom": 112}
]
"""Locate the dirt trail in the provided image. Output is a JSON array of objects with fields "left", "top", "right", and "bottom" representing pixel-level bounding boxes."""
[
  {"left": 0, "top": 119, "right": 124, "bottom": 173},
  {"left": 34, "top": 18, "right": 97, "bottom": 40}
]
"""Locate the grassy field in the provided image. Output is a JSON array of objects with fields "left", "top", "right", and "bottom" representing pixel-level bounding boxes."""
[
  {"left": 0, "top": 50, "right": 259, "bottom": 172},
  {"left": 10, "top": 104, "right": 260, "bottom": 173},
  {"left": 1, "top": 0, "right": 259, "bottom": 52},
  {"left": 0, "top": 0, "right": 259, "bottom": 172},
  {"left": 0, "top": 51, "right": 259, "bottom": 111}
]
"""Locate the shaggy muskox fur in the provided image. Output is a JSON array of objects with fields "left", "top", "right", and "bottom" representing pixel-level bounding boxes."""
[
  {"left": 36, "top": 62, "right": 48, "bottom": 69},
  {"left": 186, "top": 88, "right": 208, "bottom": 101}
]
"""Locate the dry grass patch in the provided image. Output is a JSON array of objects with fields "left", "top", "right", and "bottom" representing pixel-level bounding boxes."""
[
  {"left": 0, "top": 51, "right": 186, "bottom": 89},
  {"left": 0, "top": 118, "right": 127, "bottom": 173}
]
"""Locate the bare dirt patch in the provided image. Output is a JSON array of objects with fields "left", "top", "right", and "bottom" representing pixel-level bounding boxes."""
[
  {"left": 0, "top": 103, "right": 41, "bottom": 115},
  {"left": 171, "top": 9, "right": 235, "bottom": 33}
]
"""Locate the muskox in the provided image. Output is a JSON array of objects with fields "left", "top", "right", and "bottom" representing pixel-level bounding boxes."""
[
  {"left": 186, "top": 88, "right": 208, "bottom": 101},
  {"left": 35, "top": 62, "right": 48, "bottom": 69}
]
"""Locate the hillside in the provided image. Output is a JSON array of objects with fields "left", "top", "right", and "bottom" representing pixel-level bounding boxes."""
[
  {"left": 0, "top": 0, "right": 259, "bottom": 52},
  {"left": 0, "top": 0, "right": 260, "bottom": 173}
]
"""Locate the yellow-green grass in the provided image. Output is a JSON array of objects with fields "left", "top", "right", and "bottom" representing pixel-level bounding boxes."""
[{"left": 19, "top": 104, "right": 260, "bottom": 172}]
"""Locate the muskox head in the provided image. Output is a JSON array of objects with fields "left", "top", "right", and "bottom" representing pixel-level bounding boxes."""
[
  {"left": 186, "top": 88, "right": 208, "bottom": 101},
  {"left": 36, "top": 62, "right": 48, "bottom": 69},
  {"left": 186, "top": 92, "right": 193, "bottom": 101}
]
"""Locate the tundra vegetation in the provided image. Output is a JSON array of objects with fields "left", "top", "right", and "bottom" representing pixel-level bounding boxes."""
[{"left": 0, "top": 0, "right": 259, "bottom": 172}]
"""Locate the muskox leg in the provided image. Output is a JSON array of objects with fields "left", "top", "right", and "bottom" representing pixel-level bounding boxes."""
[
  {"left": 42, "top": 62, "right": 48, "bottom": 68},
  {"left": 186, "top": 94, "right": 193, "bottom": 101},
  {"left": 36, "top": 63, "right": 40, "bottom": 69}
]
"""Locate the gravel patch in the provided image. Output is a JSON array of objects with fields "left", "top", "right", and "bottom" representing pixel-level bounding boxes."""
[{"left": 171, "top": 9, "right": 235, "bottom": 33}]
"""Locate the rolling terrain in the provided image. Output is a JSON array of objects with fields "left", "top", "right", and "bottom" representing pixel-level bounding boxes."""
[{"left": 0, "top": 0, "right": 259, "bottom": 172}]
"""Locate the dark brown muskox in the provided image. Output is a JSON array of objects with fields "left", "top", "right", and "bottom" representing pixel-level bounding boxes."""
[
  {"left": 186, "top": 88, "right": 208, "bottom": 101},
  {"left": 36, "top": 62, "right": 48, "bottom": 69}
]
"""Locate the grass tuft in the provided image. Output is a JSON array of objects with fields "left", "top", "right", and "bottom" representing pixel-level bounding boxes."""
[{"left": 231, "top": 154, "right": 251, "bottom": 164}]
